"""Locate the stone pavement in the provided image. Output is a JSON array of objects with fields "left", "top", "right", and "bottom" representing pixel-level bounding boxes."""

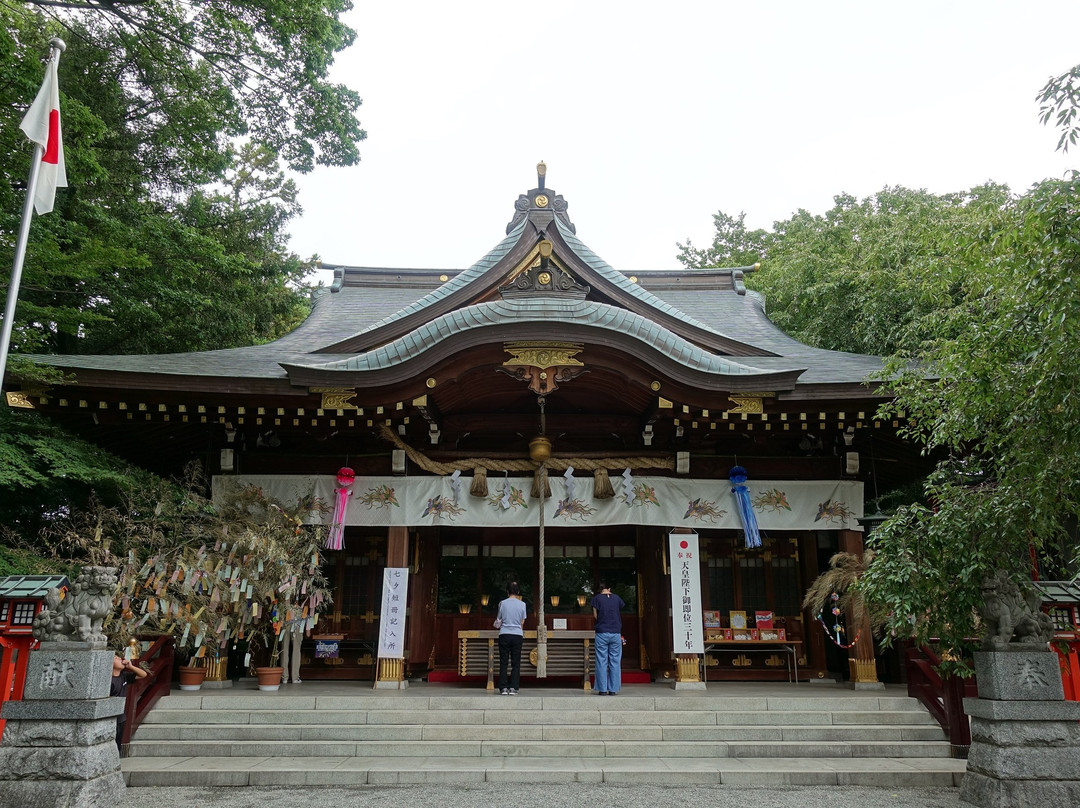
[{"left": 119, "top": 783, "right": 964, "bottom": 807}]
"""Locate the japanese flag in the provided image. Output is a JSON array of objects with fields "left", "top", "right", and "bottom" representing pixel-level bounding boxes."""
[{"left": 19, "top": 54, "right": 67, "bottom": 215}]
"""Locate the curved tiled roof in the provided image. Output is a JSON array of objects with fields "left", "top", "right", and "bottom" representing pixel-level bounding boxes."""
[
  {"left": 323, "top": 219, "right": 529, "bottom": 345},
  {"left": 20, "top": 182, "right": 887, "bottom": 393},
  {"left": 283, "top": 297, "right": 803, "bottom": 381},
  {"left": 636, "top": 284, "right": 885, "bottom": 385},
  {"left": 552, "top": 218, "right": 744, "bottom": 342}
]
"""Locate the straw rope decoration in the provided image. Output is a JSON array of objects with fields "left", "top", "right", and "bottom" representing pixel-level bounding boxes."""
[{"left": 377, "top": 424, "right": 675, "bottom": 499}]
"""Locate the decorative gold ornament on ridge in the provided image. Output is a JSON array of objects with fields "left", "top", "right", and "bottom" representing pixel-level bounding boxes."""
[
  {"left": 312, "top": 387, "right": 358, "bottom": 411},
  {"left": 502, "top": 342, "right": 585, "bottom": 396},
  {"left": 5, "top": 391, "right": 38, "bottom": 409},
  {"left": 504, "top": 342, "right": 583, "bottom": 369},
  {"left": 727, "top": 396, "right": 764, "bottom": 414}
]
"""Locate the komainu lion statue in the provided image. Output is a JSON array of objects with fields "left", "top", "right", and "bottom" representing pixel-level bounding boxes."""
[
  {"left": 978, "top": 569, "right": 1055, "bottom": 651},
  {"left": 32, "top": 565, "right": 118, "bottom": 646}
]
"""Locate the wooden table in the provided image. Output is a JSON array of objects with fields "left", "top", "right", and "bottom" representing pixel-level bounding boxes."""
[
  {"left": 457, "top": 630, "right": 595, "bottom": 690},
  {"left": 702, "top": 640, "right": 803, "bottom": 683}
]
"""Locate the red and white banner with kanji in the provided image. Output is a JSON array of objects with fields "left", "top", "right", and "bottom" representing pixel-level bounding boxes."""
[
  {"left": 377, "top": 567, "right": 409, "bottom": 659},
  {"left": 669, "top": 532, "right": 704, "bottom": 654}
]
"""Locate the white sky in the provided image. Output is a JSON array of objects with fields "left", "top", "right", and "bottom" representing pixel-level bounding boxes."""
[{"left": 288, "top": 1, "right": 1080, "bottom": 277}]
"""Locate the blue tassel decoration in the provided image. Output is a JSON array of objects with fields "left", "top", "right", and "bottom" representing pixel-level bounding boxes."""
[{"left": 729, "top": 466, "right": 762, "bottom": 549}]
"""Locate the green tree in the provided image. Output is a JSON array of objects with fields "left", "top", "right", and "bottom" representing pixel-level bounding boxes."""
[
  {"left": 677, "top": 210, "right": 771, "bottom": 269},
  {"left": 1, "top": 7, "right": 333, "bottom": 358},
  {"left": 15, "top": 0, "right": 363, "bottom": 173},
  {"left": 755, "top": 185, "right": 1011, "bottom": 356},
  {"left": 676, "top": 187, "right": 1015, "bottom": 358},
  {"left": 1039, "top": 63, "right": 1080, "bottom": 153},
  {"left": 859, "top": 173, "right": 1080, "bottom": 659},
  {"left": 1, "top": 3, "right": 361, "bottom": 548},
  {"left": 0, "top": 405, "right": 155, "bottom": 545}
]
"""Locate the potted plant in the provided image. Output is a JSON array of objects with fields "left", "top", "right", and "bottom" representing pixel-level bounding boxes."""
[
  {"left": 177, "top": 658, "right": 208, "bottom": 691},
  {"left": 251, "top": 600, "right": 287, "bottom": 691}
]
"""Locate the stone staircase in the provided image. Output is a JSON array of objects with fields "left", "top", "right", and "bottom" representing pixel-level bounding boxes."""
[{"left": 121, "top": 684, "right": 968, "bottom": 787}]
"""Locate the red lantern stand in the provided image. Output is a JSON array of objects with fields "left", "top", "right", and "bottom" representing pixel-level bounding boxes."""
[{"left": 0, "top": 575, "right": 69, "bottom": 739}]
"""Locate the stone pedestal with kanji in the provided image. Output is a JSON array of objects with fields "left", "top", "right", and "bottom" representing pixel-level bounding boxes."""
[
  {"left": 0, "top": 642, "right": 125, "bottom": 807},
  {"left": 960, "top": 647, "right": 1080, "bottom": 807}
]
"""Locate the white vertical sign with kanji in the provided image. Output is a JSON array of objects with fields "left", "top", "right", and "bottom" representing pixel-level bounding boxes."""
[
  {"left": 377, "top": 567, "right": 409, "bottom": 659},
  {"left": 668, "top": 532, "right": 704, "bottom": 654}
]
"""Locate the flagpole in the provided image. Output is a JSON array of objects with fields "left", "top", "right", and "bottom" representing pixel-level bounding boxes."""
[{"left": 0, "top": 37, "right": 65, "bottom": 395}]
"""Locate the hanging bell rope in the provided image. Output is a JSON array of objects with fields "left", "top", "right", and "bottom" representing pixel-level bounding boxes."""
[{"left": 535, "top": 461, "right": 548, "bottom": 678}]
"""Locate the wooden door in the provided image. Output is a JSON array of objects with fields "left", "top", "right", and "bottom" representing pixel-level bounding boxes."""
[{"left": 303, "top": 532, "right": 386, "bottom": 680}]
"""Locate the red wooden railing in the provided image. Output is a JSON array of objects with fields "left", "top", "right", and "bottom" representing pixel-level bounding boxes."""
[
  {"left": 905, "top": 643, "right": 978, "bottom": 759},
  {"left": 119, "top": 635, "right": 174, "bottom": 749},
  {"left": 1053, "top": 639, "right": 1080, "bottom": 700}
]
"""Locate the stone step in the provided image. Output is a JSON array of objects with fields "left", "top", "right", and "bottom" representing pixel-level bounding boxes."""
[
  {"left": 143, "top": 707, "right": 937, "bottom": 727},
  {"left": 121, "top": 755, "right": 968, "bottom": 788},
  {"left": 150, "top": 693, "right": 933, "bottom": 713},
  {"left": 133, "top": 721, "right": 946, "bottom": 743},
  {"left": 124, "top": 685, "right": 958, "bottom": 790},
  {"left": 126, "top": 737, "right": 952, "bottom": 759}
]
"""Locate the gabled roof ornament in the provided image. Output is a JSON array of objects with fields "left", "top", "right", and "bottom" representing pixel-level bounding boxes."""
[
  {"left": 499, "top": 239, "right": 591, "bottom": 300},
  {"left": 506, "top": 162, "right": 576, "bottom": 235}
]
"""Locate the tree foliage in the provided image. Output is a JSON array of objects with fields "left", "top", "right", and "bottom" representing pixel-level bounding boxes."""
[
  {"left": 15, "top": 0, "right": 363, "bottom": 174},
  {"left": 1, "top": 2, "right": 363, "bottom": 549},
  {"left": 0, "top": 406, "right": 156, "bottom": 539},
  {"left": 676, "top": 211, "right": 771, "bottom": 270},
  {"left": 1039, "top": 64, "right": 1080, "bottom": 153},
  {"left": 860, "top": 173, "right": 1080, "bottom": 658},
  {"left": 680, "top": 185, "right": 1013, "bottom": 356},
  {"left": 1, "top": 3, "right": 361, "bottom": 364}
]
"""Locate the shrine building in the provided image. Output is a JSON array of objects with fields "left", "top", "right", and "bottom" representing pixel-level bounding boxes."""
[{"left": 5, "top": 164, "right": 931, "bottom": 687}]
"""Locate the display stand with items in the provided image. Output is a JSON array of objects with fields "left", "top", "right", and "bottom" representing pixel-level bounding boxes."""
[{"left": 701, "top": 610, "right": 803, "bottom": 682}]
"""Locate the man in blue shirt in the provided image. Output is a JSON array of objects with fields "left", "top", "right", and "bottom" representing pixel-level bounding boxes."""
[{"left": 591, "top": 580, "right": 625, "bottom": 695}]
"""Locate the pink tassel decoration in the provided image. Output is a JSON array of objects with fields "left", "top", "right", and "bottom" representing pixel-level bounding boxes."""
[{"left": 325, "top": 467, "right": 355, "bottom": 550}]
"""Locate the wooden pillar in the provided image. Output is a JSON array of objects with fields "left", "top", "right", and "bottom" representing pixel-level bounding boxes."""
[
  {"left": 377, "top": 525, "right": 410, "bottom": 688},
  {"left": 387, "top": 525, "right": 409, "bottom": 568},
  {"left": 406, "top": 528, "right": 439, "bottom": 670},
  {"left": 798, "top": 533, "right": 828, "bottom": 680},
  {"left": 838, "top": 529, "right": 881, "bottom": 688}
]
